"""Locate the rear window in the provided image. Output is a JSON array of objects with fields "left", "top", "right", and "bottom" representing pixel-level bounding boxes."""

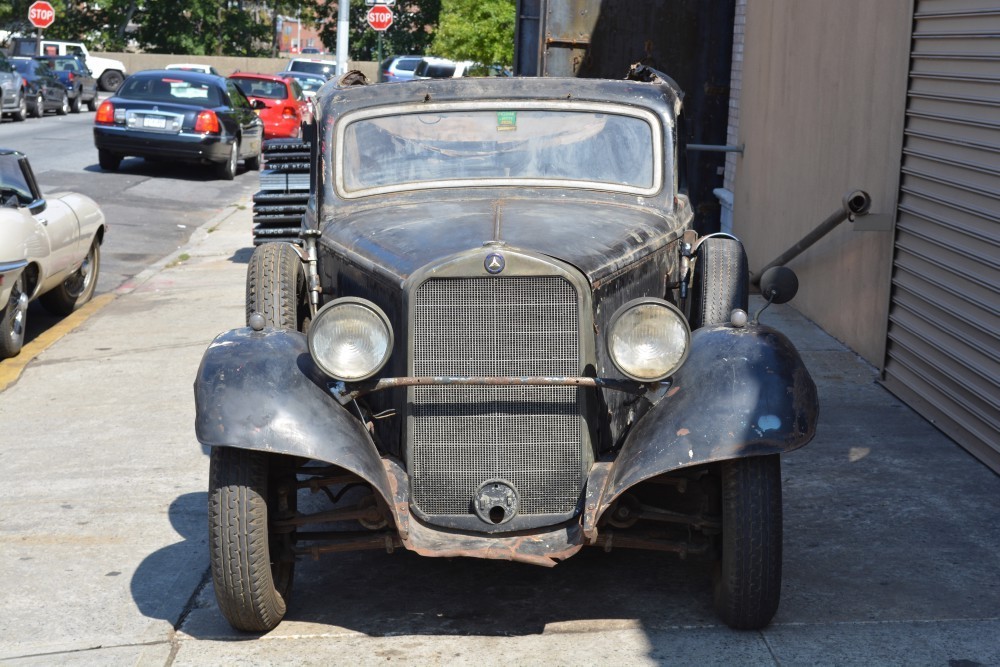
[
  {"left": 416, "top": 62, "right": 456, "bottom": 78},
  {"left": 231, "top": 77, "right": 288, "bottom": 100},
  {"left": 290, "top": 60, "right": 336, "bottom": 77},
  {"left": 121, "top": 76, "right": 222, "bottom": 106},
  {"left": 396, "top": 58, "right": 421, "bottom": 73}
]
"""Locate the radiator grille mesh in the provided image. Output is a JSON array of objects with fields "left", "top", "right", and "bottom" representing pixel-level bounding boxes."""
[{"left": 411, "top": 276, "right": 583, "bottom": 516}]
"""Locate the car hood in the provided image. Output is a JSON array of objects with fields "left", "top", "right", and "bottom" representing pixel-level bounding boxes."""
[{"left": 321, "top": 196, "right": 684, "bottom": 286}]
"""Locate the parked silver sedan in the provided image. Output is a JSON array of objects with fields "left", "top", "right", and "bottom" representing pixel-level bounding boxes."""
[{"left": 0, "top": 149, "right": 106, "bottom": 359}]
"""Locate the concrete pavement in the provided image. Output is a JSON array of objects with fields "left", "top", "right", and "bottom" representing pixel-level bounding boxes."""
[{"left": 1, "top": 201, "right": 998, "bottom": 666}]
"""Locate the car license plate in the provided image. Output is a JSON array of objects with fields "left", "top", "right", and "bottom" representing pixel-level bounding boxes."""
[{"left": 143, "top": 116, "right": 167, "bottom": 129}]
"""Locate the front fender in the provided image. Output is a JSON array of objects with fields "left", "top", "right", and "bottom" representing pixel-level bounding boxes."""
[
  {"left": 194, "top": 327, "right": 392, "bottom": 503},
  {"left": 601, "top": 323, "right": 818, "bottom": 509}
]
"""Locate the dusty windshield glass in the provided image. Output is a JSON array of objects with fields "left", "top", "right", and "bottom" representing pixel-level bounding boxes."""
[{"left": 338, "top": 106, "right": 659, "bottom": 196}]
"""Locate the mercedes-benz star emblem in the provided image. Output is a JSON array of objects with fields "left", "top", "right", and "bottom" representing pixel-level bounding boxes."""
[{"left": 484, "top": 252, "right": 505, "bottom": 274}]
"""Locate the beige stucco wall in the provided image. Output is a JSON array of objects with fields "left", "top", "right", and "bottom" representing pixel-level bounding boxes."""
[
  {"left": 730, "top": 1, "right": 912, "bottom": 365},
  {"left": 95, "top": 52, "right": 378, "bottom": 82}
]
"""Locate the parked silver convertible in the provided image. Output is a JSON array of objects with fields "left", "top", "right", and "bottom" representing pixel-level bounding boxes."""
[
  {"left": 0, "top": 149, "right": 105, "bottom": 359},
  {"left": 195, "top": 67, "right": 819, "bottom": 633}
]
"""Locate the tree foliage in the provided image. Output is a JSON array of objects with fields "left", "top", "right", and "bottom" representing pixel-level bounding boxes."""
[
  {"left": 0, "top": 0, "right": 509, "bottom": 64},
  {"left": 431, "top": 0, "right": 514, "bottom": 67},
  {"left": 313, "top": 0, "right": 441, "bottom": 61}
]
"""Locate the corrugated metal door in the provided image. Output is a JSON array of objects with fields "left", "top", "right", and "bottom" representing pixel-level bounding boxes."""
[{"left": 884, "top": 0, "right": 1000, "bottom": 471}]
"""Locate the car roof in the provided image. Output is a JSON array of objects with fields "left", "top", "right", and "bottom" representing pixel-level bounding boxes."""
[
  {"left": 130, "top": 68, "right": 223, "bottom": 83},
  {"left": 230, "top": 72, "right": 287, "bottom": 82},
  {"left": 278, "top": 70, "right": 326, "bottom": 80},
  {"left": 316, "top": 75, "right": 682, "bottom": 122}
]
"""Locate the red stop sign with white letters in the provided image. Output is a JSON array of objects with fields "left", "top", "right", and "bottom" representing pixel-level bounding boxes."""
[
  {"left": 28, "top": 1, "right": 56, "bottom": 29},
  {"left": 367, "top": 5, "right": 393, "bottom": 31}
]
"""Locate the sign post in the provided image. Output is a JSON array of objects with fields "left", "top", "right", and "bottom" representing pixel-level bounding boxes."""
[
  {"left": 28, "top": 1, "right": 55, "bottom": 58},
  {"left": 366, "top": 5, "right": 393, "bottom": 68}
]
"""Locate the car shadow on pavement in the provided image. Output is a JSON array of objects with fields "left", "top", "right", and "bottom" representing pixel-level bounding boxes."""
[
  {"left": 173, "top": 483, "right": 720, "bottom": 640},
  {"left": 131, "top": 492, "right": 211, "bottom": 628},
  {"left": 84, "top": 159, "right": 255, "bottom": 181},
  {"left": 230, "top": 247, "right": 254, "bottom": 264}
]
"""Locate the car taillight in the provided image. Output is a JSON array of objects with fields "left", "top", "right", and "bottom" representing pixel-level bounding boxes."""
[
  {"left": 67, "top": 72, "right": 75, "bottom": 83},
  {"left": 282, "top": 106, "right": 298, "bottom": 120},
  {"left": 195, "top": 109, "right": 220, "bottom": 134},
  {"left": 95, "top": 100, "right": 115, "bottom": 125}
]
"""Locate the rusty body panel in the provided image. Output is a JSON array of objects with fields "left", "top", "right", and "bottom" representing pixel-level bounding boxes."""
[
  {"left": 193, "top": 319, "right": 817, "bottom": 565},
  {"left": 194, "top": 327, "right": 394, "bottom": 504},
  {"left": 596, "top": 323, "right": 819, "bottom": 516}
]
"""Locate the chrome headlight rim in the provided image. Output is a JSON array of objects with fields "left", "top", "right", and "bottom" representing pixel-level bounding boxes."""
[
  {"left": 607, "top": 297, "right": 691, "bottom": 382},
  {"left": 307, "top": 296, "right": 394, "bottom": 382}
]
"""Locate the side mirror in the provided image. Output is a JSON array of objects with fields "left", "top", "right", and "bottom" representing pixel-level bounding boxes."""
[
  {"left": 251, "top": 99, "right": 266, "bottom": 110},
  {"left": 759, "top": 266, "right": 798, "bottom": 305}
]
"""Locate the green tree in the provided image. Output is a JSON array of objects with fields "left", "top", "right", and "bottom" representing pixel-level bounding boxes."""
[
  {"left": 431, "top": 0, "right": 514, "bottom": 68},
  {"left": 314, "top": 0, "right": 441, "bottom": 62},
  {"left": 137, "top": 0, "right": 276, "bottom": 56}
]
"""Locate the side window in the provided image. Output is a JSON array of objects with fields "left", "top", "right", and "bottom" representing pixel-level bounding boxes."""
[
  {"left": 227, "top": 82, "right": 249, "bottom": 110},
  {"left": 290, "top": 79, "right": 304, "bottom": 101},
  {"left": 0, "top": 157, "right": 36, "bottom": 206}
]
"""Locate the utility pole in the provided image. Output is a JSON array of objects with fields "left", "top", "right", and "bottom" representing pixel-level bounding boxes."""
[{"left": 336, "top": 0, "right": 349, "bottom": 75}]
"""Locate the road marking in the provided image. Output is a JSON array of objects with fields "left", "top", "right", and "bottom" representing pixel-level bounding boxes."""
[{"left": 0, "top": 293, "right": 116, "bottom": 392}]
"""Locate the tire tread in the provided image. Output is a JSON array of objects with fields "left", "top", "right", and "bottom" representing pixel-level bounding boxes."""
[
  {"left": 208, "top": 447, "right": 287, "bottom": 632},
  {"left": 713, "top": 455, "right": 783, "bottom": 629}
]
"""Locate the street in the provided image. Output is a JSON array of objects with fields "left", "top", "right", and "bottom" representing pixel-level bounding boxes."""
[{"left": 1, "top": 107, "right": 998, "bottom": 666}]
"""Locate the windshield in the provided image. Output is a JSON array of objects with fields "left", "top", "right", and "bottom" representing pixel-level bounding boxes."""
[{"left": 336, "top": 104, "right": 661, "bottom": 197}]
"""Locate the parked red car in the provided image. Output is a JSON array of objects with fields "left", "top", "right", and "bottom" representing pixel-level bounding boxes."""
[{"left": 228, "top": 72, "right": 311, "bottom": 140}]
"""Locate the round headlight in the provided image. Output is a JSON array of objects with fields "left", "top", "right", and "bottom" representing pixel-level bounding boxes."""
[
  {"left": 607, "top": 298, "right": 690, "bottom": 382},
  {"left": 308, "top": 298, "right": 393, "bottom": 381}
]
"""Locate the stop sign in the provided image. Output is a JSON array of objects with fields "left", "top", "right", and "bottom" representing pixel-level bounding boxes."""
[
  {"left": 28, "top": 0, "right": 55, "bottom": 29},
  {"left": 366, "top": 5, "right": 393, "bottom": 31}
]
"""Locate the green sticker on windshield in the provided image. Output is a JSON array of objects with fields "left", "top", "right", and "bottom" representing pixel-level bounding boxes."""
[{"left": 496, "top": 111, "right": 517, "bottom": 131}]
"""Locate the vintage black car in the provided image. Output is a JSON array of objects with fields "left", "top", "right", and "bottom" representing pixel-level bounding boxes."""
[
  {"left": 92, "top": 69, "right": 264, "bottom": 180},
  {"left": 194, "top": 66, "right": 819, "bottom": 633}
]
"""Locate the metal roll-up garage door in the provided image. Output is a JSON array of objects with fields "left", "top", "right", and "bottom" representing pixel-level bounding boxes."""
[{"left": 883, "top": 1, "right": 1000, "bottom": 472}]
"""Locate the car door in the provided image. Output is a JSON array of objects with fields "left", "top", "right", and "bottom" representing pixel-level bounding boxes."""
[
  {"left": 0, "top": 155, "right": 79, "bottom": 283},
  {"left": 34, "top": 62, "right": 62, "bottom": 107},
  {"left": 225, "top": 81, "right": 263, "bottom": 159}
]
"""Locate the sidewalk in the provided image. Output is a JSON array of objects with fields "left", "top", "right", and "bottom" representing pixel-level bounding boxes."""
[{"left": 0, "top": 202, "right": 998, "bottom": 666}]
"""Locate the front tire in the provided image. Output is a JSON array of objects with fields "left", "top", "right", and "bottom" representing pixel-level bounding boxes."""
[
  {"left": 216, "top": 140, "right": 238, "bottom": 180},
  {"left": 712, "top": 455, "right": 783, "bottom": 630},
  {"left": 688, "top": 237, "right": 749, "bottom": 330},
  {"left": 11, "top": 91, "right": 27, "bottom": 121},
  {"left": 209, "top": 447, "right": 296, "bottom": 633},
  {"left": 246, "top": 242, "right": 309, "bottom": 332},
  {"left": 31, "top": 93, "right": 44, "bottom": 118},
  {"left": 245, "top": 143, "right": 261, "bottom": 171},
  {"left": 39, "top": 239, "right": 100, "bottom": 316},
  {"left": 69, "top": 91, "right": 81, "bottom": 113},
  {"left": 0, "top": 273, "right": 29, "bottom": 359},
  {"left": 56, "top": 91, "right": 69, "bottom": 116},
  {"left": 86, "top": 95, "right": 98, "bottom": 112}
]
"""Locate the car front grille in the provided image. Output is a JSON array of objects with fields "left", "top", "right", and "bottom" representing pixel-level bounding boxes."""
[{"left": 411, "top": 276, "right": 584, "bottom": 517}]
